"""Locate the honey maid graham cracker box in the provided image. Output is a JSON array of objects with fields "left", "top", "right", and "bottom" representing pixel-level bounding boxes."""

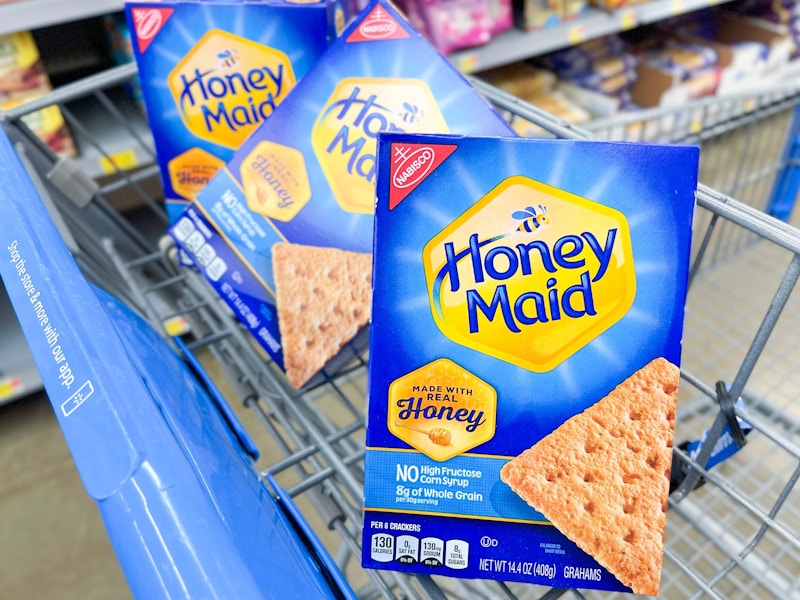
[
  {"left": 168, "top": 0, "right": 515, "bottom": 389},
  {"left": 362, "top": 133, "right": 699, "bottom": 595},
  {"left": 126, "top": 0, "right": 350, "bottom": 222}
]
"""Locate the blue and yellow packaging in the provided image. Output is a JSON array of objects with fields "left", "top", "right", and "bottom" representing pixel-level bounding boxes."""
[
  {"left": 363, "top": 133, "right": 699, "bottom": 594},
  {"left": 169, "top": 0, "right": 515, "bottom": 388},
  {"left": 126, "top": 0, "right": 349, "bottom": 221}
]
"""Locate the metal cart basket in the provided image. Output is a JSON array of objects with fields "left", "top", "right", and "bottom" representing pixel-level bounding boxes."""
[{"left": 4, "top": 61, "right": 800, "bottom": 599}]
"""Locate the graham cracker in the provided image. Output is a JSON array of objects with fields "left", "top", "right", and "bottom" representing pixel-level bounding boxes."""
[
  {"left": 272, "top": 242, "right": 372, "bottom": 389},
  {"left": 500, "top": 357, "right": 679, "bottom": 596}
]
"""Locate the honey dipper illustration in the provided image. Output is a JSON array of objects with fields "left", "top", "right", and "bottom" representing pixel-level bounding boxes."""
[{"left": 394, "top": 421, "right": 452, "bottom": 446}]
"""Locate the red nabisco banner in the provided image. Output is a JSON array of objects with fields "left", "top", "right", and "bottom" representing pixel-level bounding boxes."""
[
  {"left": 346, "top": 5, "right": 409, "bottom": 43},
  {"left": 131, "top": 7, "right": 174, "bottom": 54},
  {"left": 389, "top": 143, "right": 457, "bottom": 209}
]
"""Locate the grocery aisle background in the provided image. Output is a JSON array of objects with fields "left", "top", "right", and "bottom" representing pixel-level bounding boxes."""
[{"left": 2, "top": 0, "right": 800, "bottom": 598}]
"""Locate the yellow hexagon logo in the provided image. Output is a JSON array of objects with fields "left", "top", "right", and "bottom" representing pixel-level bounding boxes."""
[
  {"left": 388, "top": 358, "right": 496, "bottom": 461},
  {"left": 312, "top": 78, "right": 449, "bottom": 215},
  {"left": 168, "top": 147, "right": 226, "bottom": 201},
  {"left": 240, "top": 141, "right": 311, "bottom": 221},
  {"left": 169, "top": 29, "right": 296, "bottom": 149},
  {"left": 423, "top": 176, "right": 636, "bottom": 373}
]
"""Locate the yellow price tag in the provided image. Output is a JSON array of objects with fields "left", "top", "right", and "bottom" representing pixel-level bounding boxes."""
[
  {"left": 690, "top": 118, "right": 703, "bottom": 134},
  {"left": 0, "top": 377, "right": 21, "bottom": 400},
  {"left": 620, "top": 11, "right": 638, "bottom": 29},
  {"left": 163, "top": 315, "right": 191, "bottom": 337},
  {"left": 457, "top": 54, "right": 479, "bottom": 73},
  {"left": 99, "top": 148, "right": 140, "bottom": 174},
  {"left": 670, "top": 0, "right": 684, "bottom": 13},
  {"left": 568, "top": 25, "right": 586, "bottom": 45}
]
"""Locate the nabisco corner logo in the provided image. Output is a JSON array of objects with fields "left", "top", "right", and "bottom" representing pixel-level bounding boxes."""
[
  {"left": 389, "top": 143, "right": 457, "bottom": 209},
  {"left": 131, "top": 7, "right": 174, "bottom": 53},
  {"left": 347, "top": 5, "right": 409, "bottom": 43},
  {"left": 394, "top": 146, "right": 434, "bottom": 188}
]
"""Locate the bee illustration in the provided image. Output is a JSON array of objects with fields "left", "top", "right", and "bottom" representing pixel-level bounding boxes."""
[
  {"left": 217, "top": 49, "right": 239, "bottom": 68},
  {"left": 400, "top": 102, "right": 423, "bottom": 124},
  {"left": 512, "top": 205, "right": 550, "bottom": 232}
]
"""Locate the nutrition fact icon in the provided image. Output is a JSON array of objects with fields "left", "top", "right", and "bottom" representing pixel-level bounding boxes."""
[{"left": 369, "top": 533, "right": 468, "bottom": 569}]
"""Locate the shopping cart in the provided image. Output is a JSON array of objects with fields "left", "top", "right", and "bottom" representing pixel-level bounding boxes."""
[{"left": 3, "top": 60, "right": 800, "bottom": 599}]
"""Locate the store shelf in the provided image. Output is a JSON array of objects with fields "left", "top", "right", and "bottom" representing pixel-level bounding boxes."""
[
  {"left": 450, "top": 0, "right": 733, "bottom": 73},
  {"left": 0, "top": 0, "right": 123, "bottom": 36}
]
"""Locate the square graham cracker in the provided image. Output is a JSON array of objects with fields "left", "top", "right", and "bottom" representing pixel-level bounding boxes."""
[
  {"left": 272, "top": 242, "right": 372, "bottom": 389},
  {"left": 500, "top": 357, "right": 679, "bottom": 596}
]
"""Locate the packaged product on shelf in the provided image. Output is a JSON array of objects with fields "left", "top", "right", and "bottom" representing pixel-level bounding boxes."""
[
  {"left": 540, "top": 36, "right": 637, "bottom": 117},
  {"left": 589, "top": 0, "right": 649, "bottom": 10},
  {"left": 0, "top": 31, "right": 76, "bottom": 157},
  {"left": 396, "top": 0, "right": 511, "bottom": 53},
  {"left": 487, "top": 0, "right": 513, "bottom": 35},
  {"left": 364, "top": 132, "right": 699, "bottom": 595},
  {"left": 478, "top": 63, "right": 589, "bottom": 136},
  {"left": 480, "top": 62, "right": 557, "bottom": 97},
  {"left": 515, "top": 0, "right": 566, "bottom": 30},
  {"left": 126, "top": 0, "right": 352, "bottom": 221},
  {"left": 416, "top": 0, "right": 493, "bottom": 54},
  {"left": 168, "top": 0, "right": 516, "bottom": 389},
  {"left": 733, "top": 0, "right": 800, "bottom": 60},
  {"left": 677, "top": 10, "right": 792, "bottom": 93},
  {"left": 631, "top": 40, "right": 721, "bottom": 107},
  {"left": 510, "top": 91, "right": 591, "bottom": 136},
  {"left": 395, "top": 0, "right": 433, "bottom": 38}
]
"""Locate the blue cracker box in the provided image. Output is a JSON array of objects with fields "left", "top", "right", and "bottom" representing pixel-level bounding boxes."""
[
  {"left": 170, "top": 0, "right": 515, "bottom": 389},
  {"left": 126, "top": 0, "right": 350, "bottom": 221},
  {"left": 363, "top": 133, "right": 699, "bottom": 595}
]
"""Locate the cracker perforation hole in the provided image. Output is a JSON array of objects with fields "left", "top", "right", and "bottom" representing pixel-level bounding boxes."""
[
  {"left": 622, "top": 473, "right": 639, "bottom": 484},
  {"left": 583, "top": 501, "right": 595, "bottom": 515},
  {"left": 646, "top": 455, "right": 660, "bottom": 469},
  {"left": 623, "top": 501, "right": 635, "bottom": 514},
  {"left": 623, "top": 530, "right": 636, "bottom": 544},
  {"left": 628, "top": 411, "right": 641, "bottom": 421}
]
